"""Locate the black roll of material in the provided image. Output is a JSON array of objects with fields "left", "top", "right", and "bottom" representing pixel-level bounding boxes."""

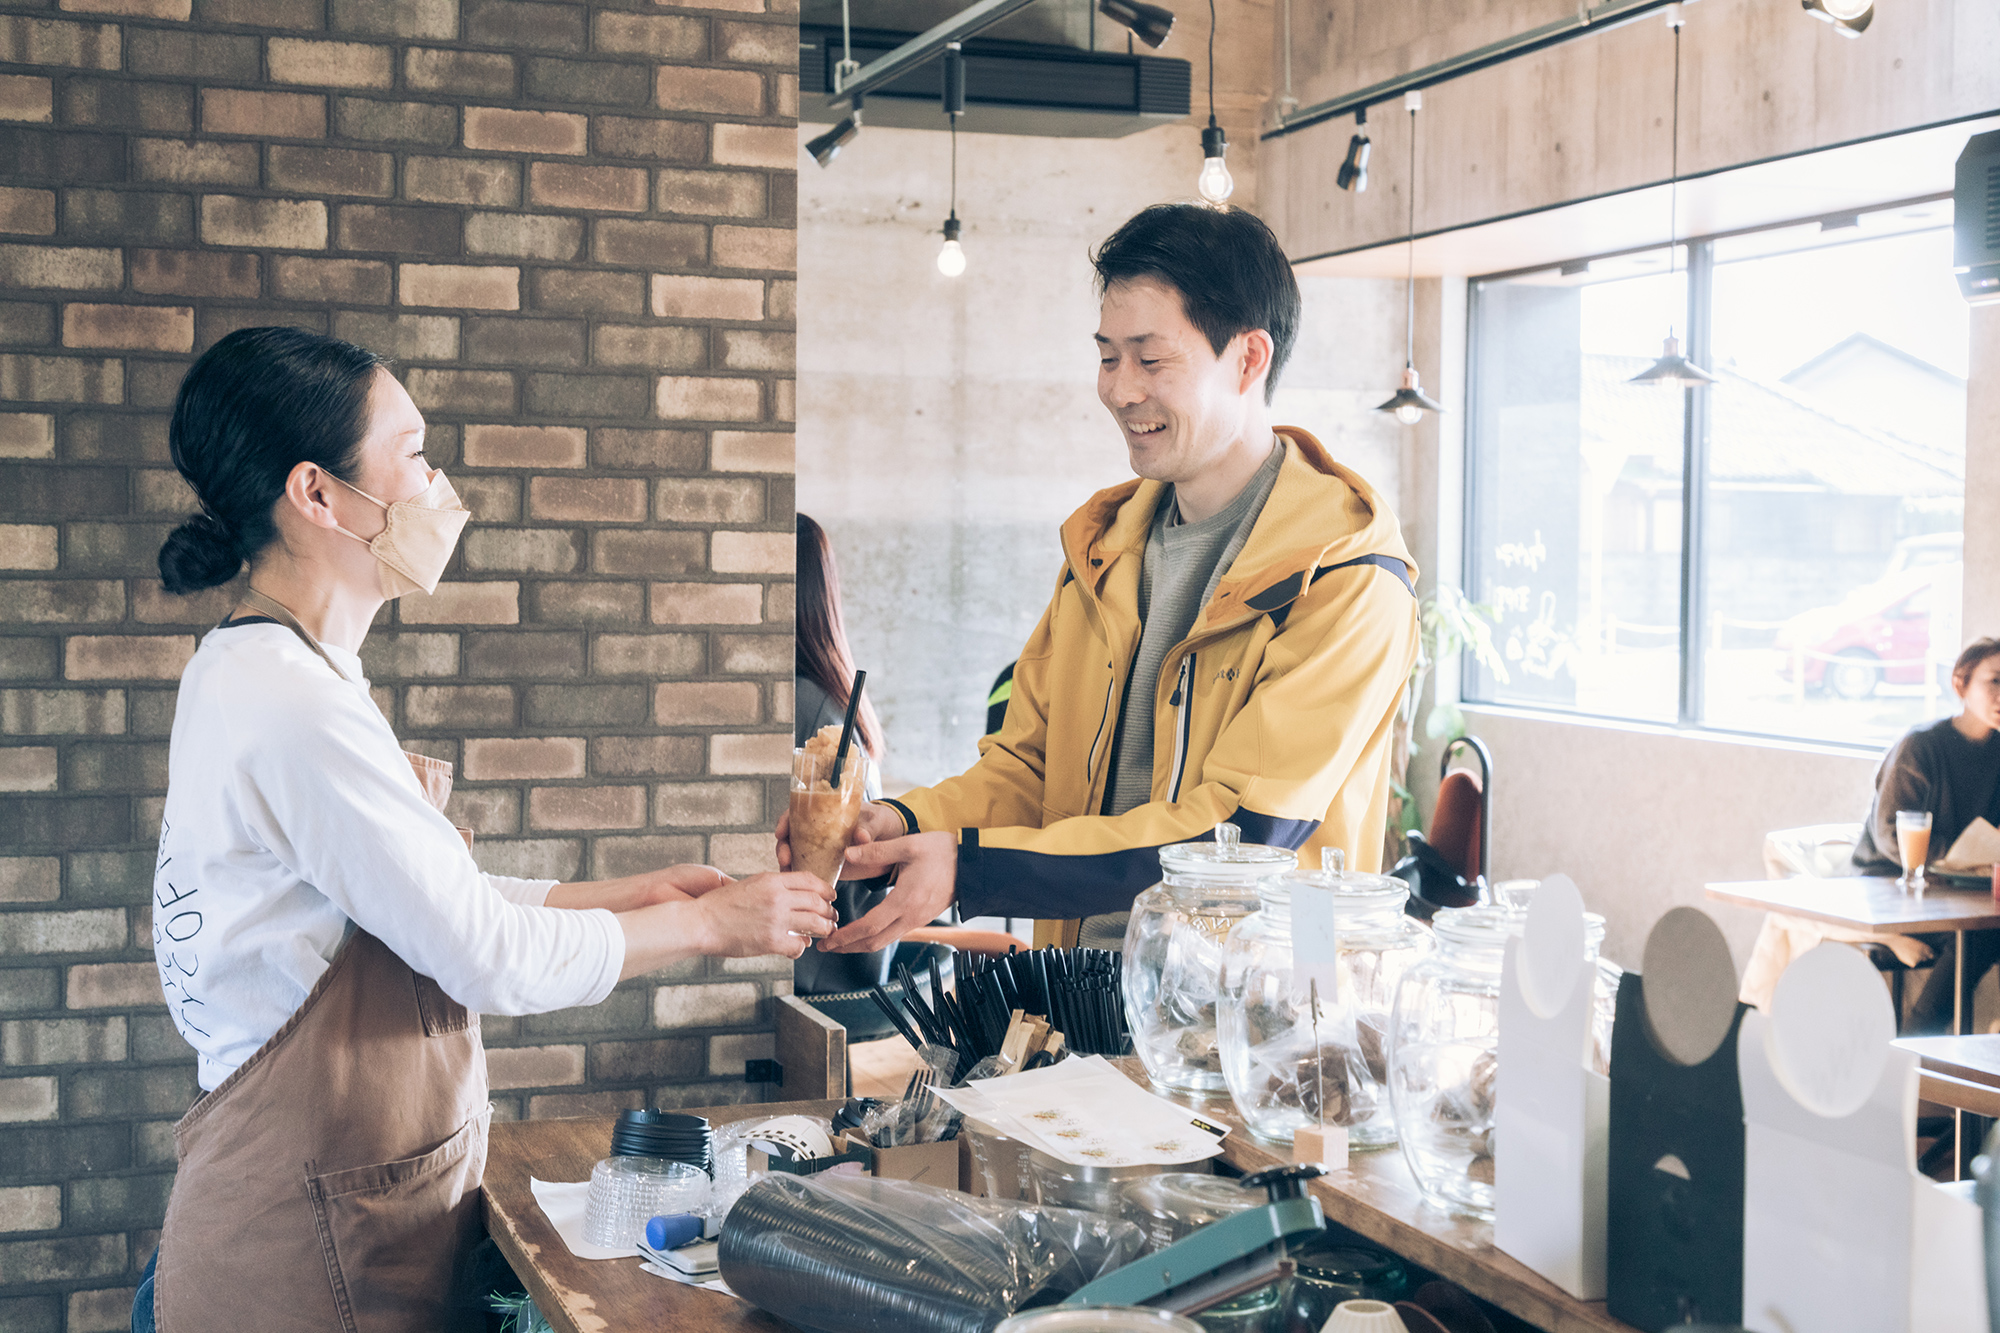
[{"left": 718, "top": 1173, "right": 1145, "bottom": 1333}]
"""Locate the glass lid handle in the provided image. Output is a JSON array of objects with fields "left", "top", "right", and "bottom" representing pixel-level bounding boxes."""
[
  {"left": 1322, "top": 847, "right": 1345, "bottom": 874},
  {"left": 1213, "top": 822, "right": 1240, "bottom": 856}
]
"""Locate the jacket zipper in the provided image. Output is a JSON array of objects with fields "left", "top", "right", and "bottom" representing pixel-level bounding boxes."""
[
  {"left": 1166, "top": 652, "right": 1195, "bottom": 802},
  {"left": 1085, "top": 662, "right": 1117, "bottom": 790}
]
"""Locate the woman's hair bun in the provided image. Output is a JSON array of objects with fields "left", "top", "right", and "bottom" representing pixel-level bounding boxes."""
[{"left": 158, "top": 513, "right": 243, "bottom": 594}]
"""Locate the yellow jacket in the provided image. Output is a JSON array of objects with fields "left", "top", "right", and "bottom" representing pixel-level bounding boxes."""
[{"left": 884, "top": 427, "right": 1421, "bottom": 921}]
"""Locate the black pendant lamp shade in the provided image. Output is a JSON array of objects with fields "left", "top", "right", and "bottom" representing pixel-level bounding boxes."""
[
  {"left": 1628, "top": 334, "right": 1717, "bottom": 387},
  {"left": 1377, "top": 366, "right": 1446, "bottom": 424}
]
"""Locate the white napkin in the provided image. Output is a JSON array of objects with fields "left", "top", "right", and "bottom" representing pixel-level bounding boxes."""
[
  {"left": 1939, "top": 817, "right": 2000, "bottom": 872},
  {"left": 528, "top": 1178, "right": 630, "bottom": 1261}
]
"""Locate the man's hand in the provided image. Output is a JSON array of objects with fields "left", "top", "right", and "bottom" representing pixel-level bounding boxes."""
[
  {"left": 817, "top": 830, "right": 957, "bottom": 953},
  {"left": 692, "top": 871, "right": 838, "bottom": 960},
  {"left": 774, "top": 802, "right": 905, "bottom": 873}
]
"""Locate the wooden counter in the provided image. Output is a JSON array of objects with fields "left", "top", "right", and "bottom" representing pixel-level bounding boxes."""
[{"left": 484, "top": 1062, "right": 1640, "bottom": 1333}]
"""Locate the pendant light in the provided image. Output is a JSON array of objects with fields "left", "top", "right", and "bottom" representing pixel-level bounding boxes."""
[
  {"left": 1195, "top": 0, "right": 1232, "bottom": 202},
  {"left": 1376, "top": 90, "right": 1443, "bottom": 424},
  {"left": 1801, "top": 0, "right": 1872, "bottom": 37},
  {"left": 1628, "top": 5, "right": 1716, "bottom": 387},
  {"left": 936, "top": 44, "right": 967, "bottom": 276}
]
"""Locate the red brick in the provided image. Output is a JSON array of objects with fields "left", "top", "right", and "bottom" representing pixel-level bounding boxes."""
[
  {"left": 591, "top": 323, "right": 704, "bottom": 370},
  {"left": 0, "top": 748, "right": 55, "bottom": 792},
  {"left": 0, "top": 354, "right": 123, "bottom": 403},
  {"left": 397, "top": 581, "right": 520, "bottom": 625},
  {"left": 486, "top": 1043, "right": 584, "bottom": 1088},
  {"left": 651, "top": 778, "right": 762, "bottom": 824},
  {"left": 404, "top": 367, "right": 516, "bottom": 413},
  {"left": 592, "top": 529, "right": 704, "bottom": 576},
  {"left": 0, "top": 187, "right": 56, "bottom": 236},
  {"left": 712, "top": 430, "right": 790, "bottom": 473},
  {"left": 201, "top": 88, "right": 325, "bottom": 139},
  {"left": 774, "top": 378, "right": 793, "bottom": 422},
  {"left": 713, "top": 225, "right": 793, "bottom": 272},
  {"left": 717, "top": 328, "right": 791, "bottom": 371},
  {"left": 200, "top": 195, "right": 328, "bottom": 249},
  {"left": 464, "top": 213, "right": 582, "bottom": 261},
  {"left": 61, "top": 304, "right": 194, "bottom": 353},
  {"left": 653, "top": 682, "right": 759, "bottom": 726},
  {"left": 527, "top": 477, "right": 646, "bottom": 522},
  {"left": 528, "top": 785, "right": 645, "bottom": 831},
  {"left": 461, "top": 527, "right": 579, "bottom": 573},
  {"left": 399, "top": 263, "right": 520, "bottom": 311},
  {"left": 336, "top": 203, "right": 457, "bottom": 255},
  {"left": 0, "top": 74, "right": 53, "bottom": 124},
  {"left": 271, "top": 256, "right": 390, "bottom": 304},
  {"left": 404, "top": 156, "right": 520, "bottom": 207},
  {"left": 716, "top": 21, "right": 791, "bottom": 65},
  {"left": 267, "top": 37, "right": 394, "bottom": 89},
  {"left": 648, "top": 582, "right": 761, "bottom": 625},
  {"left": 528, "top": 582, "right": 644, "bottom": 625},
  {"left": 0, "top": 17, "right": 122, "bottom": 69},
  {"left": 404, "top": 48, "right": 517, "bottom": 98},
  {"left": 462, "top": 735, "right": 583, "bottom": 780},
  {"left": 267, "top": 144, "right": 395, "bottom": 198},
  {"left": 710, "top": 124, "right": 793, "bottom": 170},
  {"left": 592, "top": 12, "right": 704, "bottom": 58},
  {"left": 464, "top": 106, "right": 586, "bottom": 155},
  {"left": 717, "top": 633, "right": 787, "bottom": 674},
  {"left": 774, "top": 70, "right": 798, "bottom": 117},
  {"left": 592, "top": 219, "right": 706, "bottom": 268},
  {"left": 0, "top": 414, "right": 56, "bottom": 459},
  {"left": 768, "top": 279, "right": 795, "bottom": 320},
  {"left": 709, "top": 732, "right": 789, "bottom": 776},
  {"left": 656, "top": 376, "right": 759, "bottom": 423},
  {"left": 591, "top": 116, "right": 704, "bottom": 164},
  {"left": 651, "top": 274, "right": 761, "bottom": 321},
  {"left": 656, "top": 67, "right": 761, "bottom": 115},
  {"left": 656, "top": 478, "right": 762, "bottom": 523},
  {"left": 0, "top": 524, "right": 58, "bottom": 570},
  {"left": 526, "top": 162, "right": 647, "bottom": 213},
  {"left": 60, "top": 0, "right": 189, "bottom": 15},
  {"left": 463, "top": 423, "right": 585, "bottom": 468},
  {"left": 64, "top": 962, "right": 158, "bottom": 1009},
  {"left": 593, "top": 428, "right": 700, "bottom": 469},
  {"left": 589, "top": 731, "right": 702, "bottom": 774},
  {"left": 130, "top": 249, "right": 258, "bottom": 299},
  {"left": 657, "top": 168, "right": 765, "bottom": 219},
  {"left": 0, "top": 245, "right": 121, "bottom": 291},
  {"left": 330, "top": 311, "right": 457, "bottom": 361},
  {"left": 527, "top": 268, "right": 642, "bottom": 315},
  {"left": 64, "top": 636, "right": 194, "bottom": 681}
]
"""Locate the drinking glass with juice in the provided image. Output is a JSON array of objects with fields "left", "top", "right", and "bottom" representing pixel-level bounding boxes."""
[{"left": 1895, "top": 810, "right": 1932, "bottom": 893}]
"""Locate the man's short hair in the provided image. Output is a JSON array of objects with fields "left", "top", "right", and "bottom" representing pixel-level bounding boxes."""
[{"left": 1091, "top": 204, "right": 1302, "bottom": 404}]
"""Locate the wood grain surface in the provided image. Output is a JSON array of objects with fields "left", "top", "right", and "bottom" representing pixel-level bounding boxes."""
[{"left": 1705, "top": 876, "right": 2000, "bottom": 934}]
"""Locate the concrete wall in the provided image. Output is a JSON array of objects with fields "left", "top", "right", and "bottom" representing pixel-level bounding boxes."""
[{"left": 0, "top": 2, "right": 795, "bottom": 1324}]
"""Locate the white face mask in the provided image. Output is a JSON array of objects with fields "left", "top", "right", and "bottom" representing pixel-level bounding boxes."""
[{"left": 331, "top": 470, "right": 470, "bottom": 599}]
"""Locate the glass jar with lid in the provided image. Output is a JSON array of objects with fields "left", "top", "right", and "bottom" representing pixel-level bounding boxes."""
[
  {"left": 1385, "top": 903, "right": 1604, "bottom": 1219},
  {"left": 1216, "top": 850, "right": 1433, "bottom": 1147},
  {"left": 1123, "top": 824, "right": 1298, "bottom": 1093}
]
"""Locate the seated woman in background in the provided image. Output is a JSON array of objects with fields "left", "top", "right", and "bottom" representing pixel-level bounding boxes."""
[{"left": 1852, "top": 636, "right": 2000, "bottom": 1032}]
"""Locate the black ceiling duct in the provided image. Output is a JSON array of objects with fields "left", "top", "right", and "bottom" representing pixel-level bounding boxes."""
[
  {"left": 1955, "top": 127, "right": 2000, "bottom": 305},
  {"left": 801, "top": 25, "right": 1190, "bottom": 138}
]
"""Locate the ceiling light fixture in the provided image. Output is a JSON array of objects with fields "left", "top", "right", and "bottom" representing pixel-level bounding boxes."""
[
  {"left": 1801, "top": 0, "right": 1872, "bottom": 37},
  {"left": 1096, "top": 0, "right": 1175, "bottom": 49},
  {"left": 1629, "top": 5, "right": 1716, "bottom": 388},
  {"left": 1336, "top": 107, "right": 1370, "bottom": 192},
  {"left": 937, "top": 45, "right": 967, "bottom": 276},
  {"left": 806, "top": 101, "right": 862, "bottom": 168},
  {"left": 1377, "top": 90, "right": 1443, "bottom": 425},
  {"left": 1196, "top": 0, "right": 1231, "bottom": 202}
]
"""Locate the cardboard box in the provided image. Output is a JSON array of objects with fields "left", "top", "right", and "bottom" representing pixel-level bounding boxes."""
[
  {"left": 749, "top": 1141, "right": 871, "bottom": 1177},
  {"left": 840, "top": 1132, "right": 968, "bottom": 1192}
]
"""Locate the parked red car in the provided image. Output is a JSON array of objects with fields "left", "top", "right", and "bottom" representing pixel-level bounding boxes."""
[{"left": 1774, "top": 561, "right": 1959, "bottom": 700}]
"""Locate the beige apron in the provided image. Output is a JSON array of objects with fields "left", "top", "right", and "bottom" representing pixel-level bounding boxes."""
[{"left": 155, "top": 591, "right": 491, "bottom": 1332}]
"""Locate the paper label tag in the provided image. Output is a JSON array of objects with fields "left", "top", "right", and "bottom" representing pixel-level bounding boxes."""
[{"left": 1292, "top": 884, "right": 1340, "bottom": 1005}]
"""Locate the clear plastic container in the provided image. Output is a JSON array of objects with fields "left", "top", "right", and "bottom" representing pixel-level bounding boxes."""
[
  {"left": 1029, "top": 1151, "right": 1168, "bottom": 1217},
  {"left": 582, "top": 1156, "right": 710, "bottom": 1249},
  {"left": 1217, "top": 850, "right": 1433, "bottom": 1148},
  {"left": 1117, "top": 1172, "right": 1260, "bottom": 1253},
  {"left": 1123, "top": 824, "right": 1298, "bottom": 1093},
  {"left": 1384, "top": 904, "right": 1604, "bottom": 1219}
]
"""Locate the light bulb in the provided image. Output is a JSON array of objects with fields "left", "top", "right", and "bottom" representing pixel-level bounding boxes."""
[
  {"left": 1393, "top": 402, "right": 1424, "bottom": 426},
  {"left": 1197, "top": 122, "right": 1233, "bottom": 204},
  {"left": 936, "top": 239, "right": 965, "bottom": 276}
]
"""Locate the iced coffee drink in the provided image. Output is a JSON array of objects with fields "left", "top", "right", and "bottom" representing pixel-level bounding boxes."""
[{"left": 789, "top": 725, "right": 866, "bottom": 885}]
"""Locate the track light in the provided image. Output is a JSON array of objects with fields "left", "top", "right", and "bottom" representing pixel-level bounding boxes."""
[
  {"left": 807, "top": 100, "right": 862, "bottom": 168},
  {"left": 1097, "top": 0, "right": 1174, "bottom": 48},
  {"left": 1336, "top": 107, "right": 1370, "bottom": 192},
  {"left": 1801, "top": 0, "right": 1871, "bottom": 36}
]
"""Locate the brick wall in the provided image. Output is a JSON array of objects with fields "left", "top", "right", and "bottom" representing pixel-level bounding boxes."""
[{"left": 0, "top": 0, "right": 796, "bottom": 1325}]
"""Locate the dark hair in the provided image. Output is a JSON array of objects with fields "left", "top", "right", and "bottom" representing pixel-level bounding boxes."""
[
  {"left": 1954, "top": 637, "right": 2000, "bottom": 691},
  {"left": 1090, "top": 204, "right": 1301, "bottom": 404},
  {"left": 796, "top": 513, "right": 882, "bottom": 758},
  {"left": 158, "top": 326, "right": 389, "bottom": 594}
]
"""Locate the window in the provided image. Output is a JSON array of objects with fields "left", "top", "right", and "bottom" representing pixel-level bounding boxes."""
[{"left": 1464, "top": 200, "right": 1967, "bottom": 750}]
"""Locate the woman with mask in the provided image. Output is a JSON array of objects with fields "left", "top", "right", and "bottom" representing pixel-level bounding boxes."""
[{"left": 135, "top": 328, "right": 835, "bottom": 1332}]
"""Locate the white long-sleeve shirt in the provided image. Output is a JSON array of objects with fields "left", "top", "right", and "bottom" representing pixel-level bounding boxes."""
[{"left": 154, "top": 621, "right": 625, "bottom": 1090}]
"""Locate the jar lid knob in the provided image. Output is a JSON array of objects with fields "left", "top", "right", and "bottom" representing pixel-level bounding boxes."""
[
  {"left": 1322, "top": 848, "right": 1345, "bottom": 874},
  {"left": 1213, "top": 822, "right": 1240, "bottom": 856}
]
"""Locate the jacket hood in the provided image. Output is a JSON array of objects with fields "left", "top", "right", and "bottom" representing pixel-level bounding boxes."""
[{"left": 1060, "top": 426, "right": 1417, "bottom": 625}]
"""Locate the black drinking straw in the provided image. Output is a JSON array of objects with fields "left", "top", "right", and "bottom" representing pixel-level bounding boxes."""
[{"left": 829, "top": 668, "right": 867, "bottom": 787}]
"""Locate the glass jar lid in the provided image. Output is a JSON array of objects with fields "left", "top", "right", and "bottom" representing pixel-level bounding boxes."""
[
  {"left": 1267, "top": 847, "right": 1408, "bottom": 916},
  {"left": 1158, "top": 822, "right": 1298, "bottom": 886}
]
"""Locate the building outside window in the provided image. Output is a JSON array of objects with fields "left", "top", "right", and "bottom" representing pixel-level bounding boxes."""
[{"left": 1464, "top": 199, "right": 1967, "bottom": 750}]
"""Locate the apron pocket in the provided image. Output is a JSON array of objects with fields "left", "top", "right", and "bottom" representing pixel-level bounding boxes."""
[
  {"left": 414, "top": 973, "right": 473, "bottom": 1037},
  {"left": 307, "top": 1107, "right": 490, "bottom": 1333}
]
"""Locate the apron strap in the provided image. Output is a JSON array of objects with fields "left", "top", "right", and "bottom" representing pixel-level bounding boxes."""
[{"left": 237, "top": 588, "right": 353, "bottom": 684}]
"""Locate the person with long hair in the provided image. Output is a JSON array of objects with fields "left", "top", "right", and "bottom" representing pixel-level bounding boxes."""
[
  {"left": 135, "top": 327, "right": 834, "bottom": 1332},
  {"left": 794, "top": 513, "right": 884, "bottom": 779}
]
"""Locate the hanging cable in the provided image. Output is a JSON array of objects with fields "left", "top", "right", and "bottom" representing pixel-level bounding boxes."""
[
  {"left": 1196, "top": 0, "right": 1233, "bottom": 202},
  {"left": 1376, "top": 91, "right": 1443, "bottom": 422},
  {"left": 1628, "top": 4, "right": 1714, "bottom": 386}
]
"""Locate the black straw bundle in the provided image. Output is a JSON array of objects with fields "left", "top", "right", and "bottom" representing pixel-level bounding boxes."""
[{"left": 873, "top": 946, "right": 1131, "bottom": 1068}]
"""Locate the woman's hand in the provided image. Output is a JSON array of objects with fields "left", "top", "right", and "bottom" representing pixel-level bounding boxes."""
[
  {"left": 773, "top": 802, "right": 904, "bottom": 872},
  {"left": 547, "top": 864, "right": 731, "bottom": 913},
  {"left": 615, "top": 871, "right": 837, "bottom": 978}
]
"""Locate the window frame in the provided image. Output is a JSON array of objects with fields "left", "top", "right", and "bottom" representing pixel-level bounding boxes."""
[{"left": 1459, "top": 194, "right": 1959, "bottom": 753}]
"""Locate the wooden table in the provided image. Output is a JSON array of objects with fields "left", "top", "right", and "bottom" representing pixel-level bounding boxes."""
[
  {"left": 485, "top": 1062, "right": 1641, "bottom": 1333},
  {"left": 1705, "top": 876, "right": 2000, "bottom": 1034}
]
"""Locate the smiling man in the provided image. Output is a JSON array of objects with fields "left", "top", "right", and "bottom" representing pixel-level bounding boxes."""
[{"left": 816, "top": 203, "right": 1422, "bottom": 953}]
